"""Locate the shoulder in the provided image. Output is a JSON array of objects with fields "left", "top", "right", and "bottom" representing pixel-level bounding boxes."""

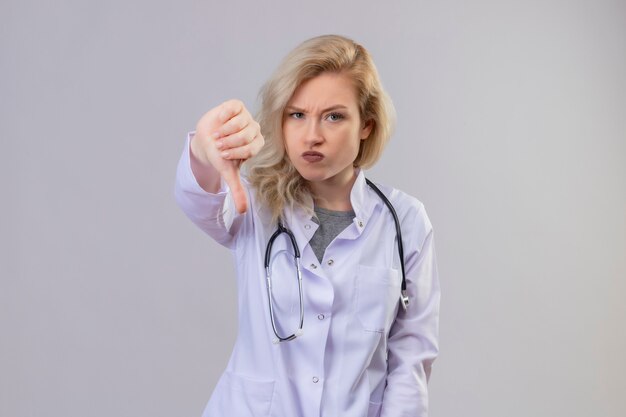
[
  {"left": 367, "top": 179, "right": 433, "bottom": 251},
  {"left": 367, "top": 180, "right": 427, "bottom": 220}
]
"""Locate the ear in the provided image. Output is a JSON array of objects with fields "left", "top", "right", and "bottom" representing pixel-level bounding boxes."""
[{"left": 360, "top": 119, "right": 374, "bottom": 140}]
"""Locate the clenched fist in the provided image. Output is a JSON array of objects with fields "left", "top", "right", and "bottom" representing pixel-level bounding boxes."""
[{"left": 190, "top": 99, "right": 265, "bottom": 214}]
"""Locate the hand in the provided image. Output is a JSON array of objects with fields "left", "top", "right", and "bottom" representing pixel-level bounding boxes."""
[{"left": 191, "top": 99, "right": 264, "bottom": 214}]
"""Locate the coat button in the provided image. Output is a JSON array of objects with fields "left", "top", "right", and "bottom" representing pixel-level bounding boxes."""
[
  {"left": 327, "top": 259, "right": 334, "bottom": 266},
  {"left": 317, "top": 314, "right": 325, "bottom": 320},
  {"left": 312, "top": 376, "right": 319, "bottom": 383}
]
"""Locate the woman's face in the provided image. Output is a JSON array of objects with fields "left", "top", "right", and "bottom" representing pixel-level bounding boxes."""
[{"left": 282, "top": 72, "right": 372, "bottom": 188}]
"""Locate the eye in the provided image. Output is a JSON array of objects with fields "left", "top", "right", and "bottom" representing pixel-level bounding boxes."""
[
  {"left": 289, "top": 112, "right": 305, "bottom": 119},
  {"left": 326, "top": 112, "right": 344, "bottom": 122}
]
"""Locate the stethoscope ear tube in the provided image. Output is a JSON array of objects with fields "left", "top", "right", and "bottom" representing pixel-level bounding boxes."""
[
  {"left": 264, "top": 221, "right": 305, "bottom": 343},
  {"left": 365, "top": 179, "right": 409, "bottom": 310}
]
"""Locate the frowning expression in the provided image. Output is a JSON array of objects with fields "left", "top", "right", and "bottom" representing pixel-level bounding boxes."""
[{"left": 283, "top": 72, "right": 372, "bottom": 187}]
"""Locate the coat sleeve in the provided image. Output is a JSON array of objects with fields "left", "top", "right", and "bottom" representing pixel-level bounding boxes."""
[
  {"left": 173, "top": 132, "right": 247, "bottom": 249},
  {"left": 380, "top": 202, "right": 440, "bottom": 417}
]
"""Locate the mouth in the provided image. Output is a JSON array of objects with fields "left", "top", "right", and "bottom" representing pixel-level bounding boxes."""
[{"left": 301, "top": 151, "right": 324, "bottom": 163}]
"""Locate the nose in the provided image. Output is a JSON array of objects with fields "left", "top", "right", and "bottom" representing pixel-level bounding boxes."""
[{"left": 303, "top": 119, "right": 324, "bottom": 147}]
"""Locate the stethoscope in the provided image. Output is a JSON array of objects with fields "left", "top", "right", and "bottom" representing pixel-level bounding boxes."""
[{"left": 264, "top": 178, "right": 409, "bottom": 343}]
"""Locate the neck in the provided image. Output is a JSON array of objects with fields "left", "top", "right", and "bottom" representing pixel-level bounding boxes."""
[{"left": 309, "top": 168, "right": 358, "bottom": 211}]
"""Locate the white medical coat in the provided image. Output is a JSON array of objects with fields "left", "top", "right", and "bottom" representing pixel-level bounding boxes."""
[{"left": 175, "top": 135, "right": 440, "bottom": 417}]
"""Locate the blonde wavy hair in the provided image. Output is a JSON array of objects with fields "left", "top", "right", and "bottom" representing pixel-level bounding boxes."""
[{"left": 244, "top": 34, "right": 396, "bottom": 222}]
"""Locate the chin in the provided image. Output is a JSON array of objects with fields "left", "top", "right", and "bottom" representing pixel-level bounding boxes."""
[
  {"left": 294, "top": 167, "right": 329, "bottom": 183},
  {"left": 298, "top": 172, "right": 327, "bottom": 183}
]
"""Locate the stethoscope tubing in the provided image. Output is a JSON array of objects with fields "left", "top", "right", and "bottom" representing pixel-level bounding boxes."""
[{"left": 264, "top": 178, "right": 409, "bottom": 343}]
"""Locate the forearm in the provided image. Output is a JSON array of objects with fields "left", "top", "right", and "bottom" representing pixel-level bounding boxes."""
[{"left": 174, "top": 133, "right": 239, "bottom": 248}]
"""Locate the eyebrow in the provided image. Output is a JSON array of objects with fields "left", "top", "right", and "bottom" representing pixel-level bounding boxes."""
[{"left": 285, "top": 104, "right": 349, "bottom": 113}]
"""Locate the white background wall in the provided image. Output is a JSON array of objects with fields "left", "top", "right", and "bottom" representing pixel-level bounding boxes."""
[{"left": 2, "top": 1, "right": 624, "bottom": 416}]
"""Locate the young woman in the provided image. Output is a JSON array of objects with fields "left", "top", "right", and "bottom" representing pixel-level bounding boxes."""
[{"left": 175, "top": 34, "right": 440, "bottom": 417}]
